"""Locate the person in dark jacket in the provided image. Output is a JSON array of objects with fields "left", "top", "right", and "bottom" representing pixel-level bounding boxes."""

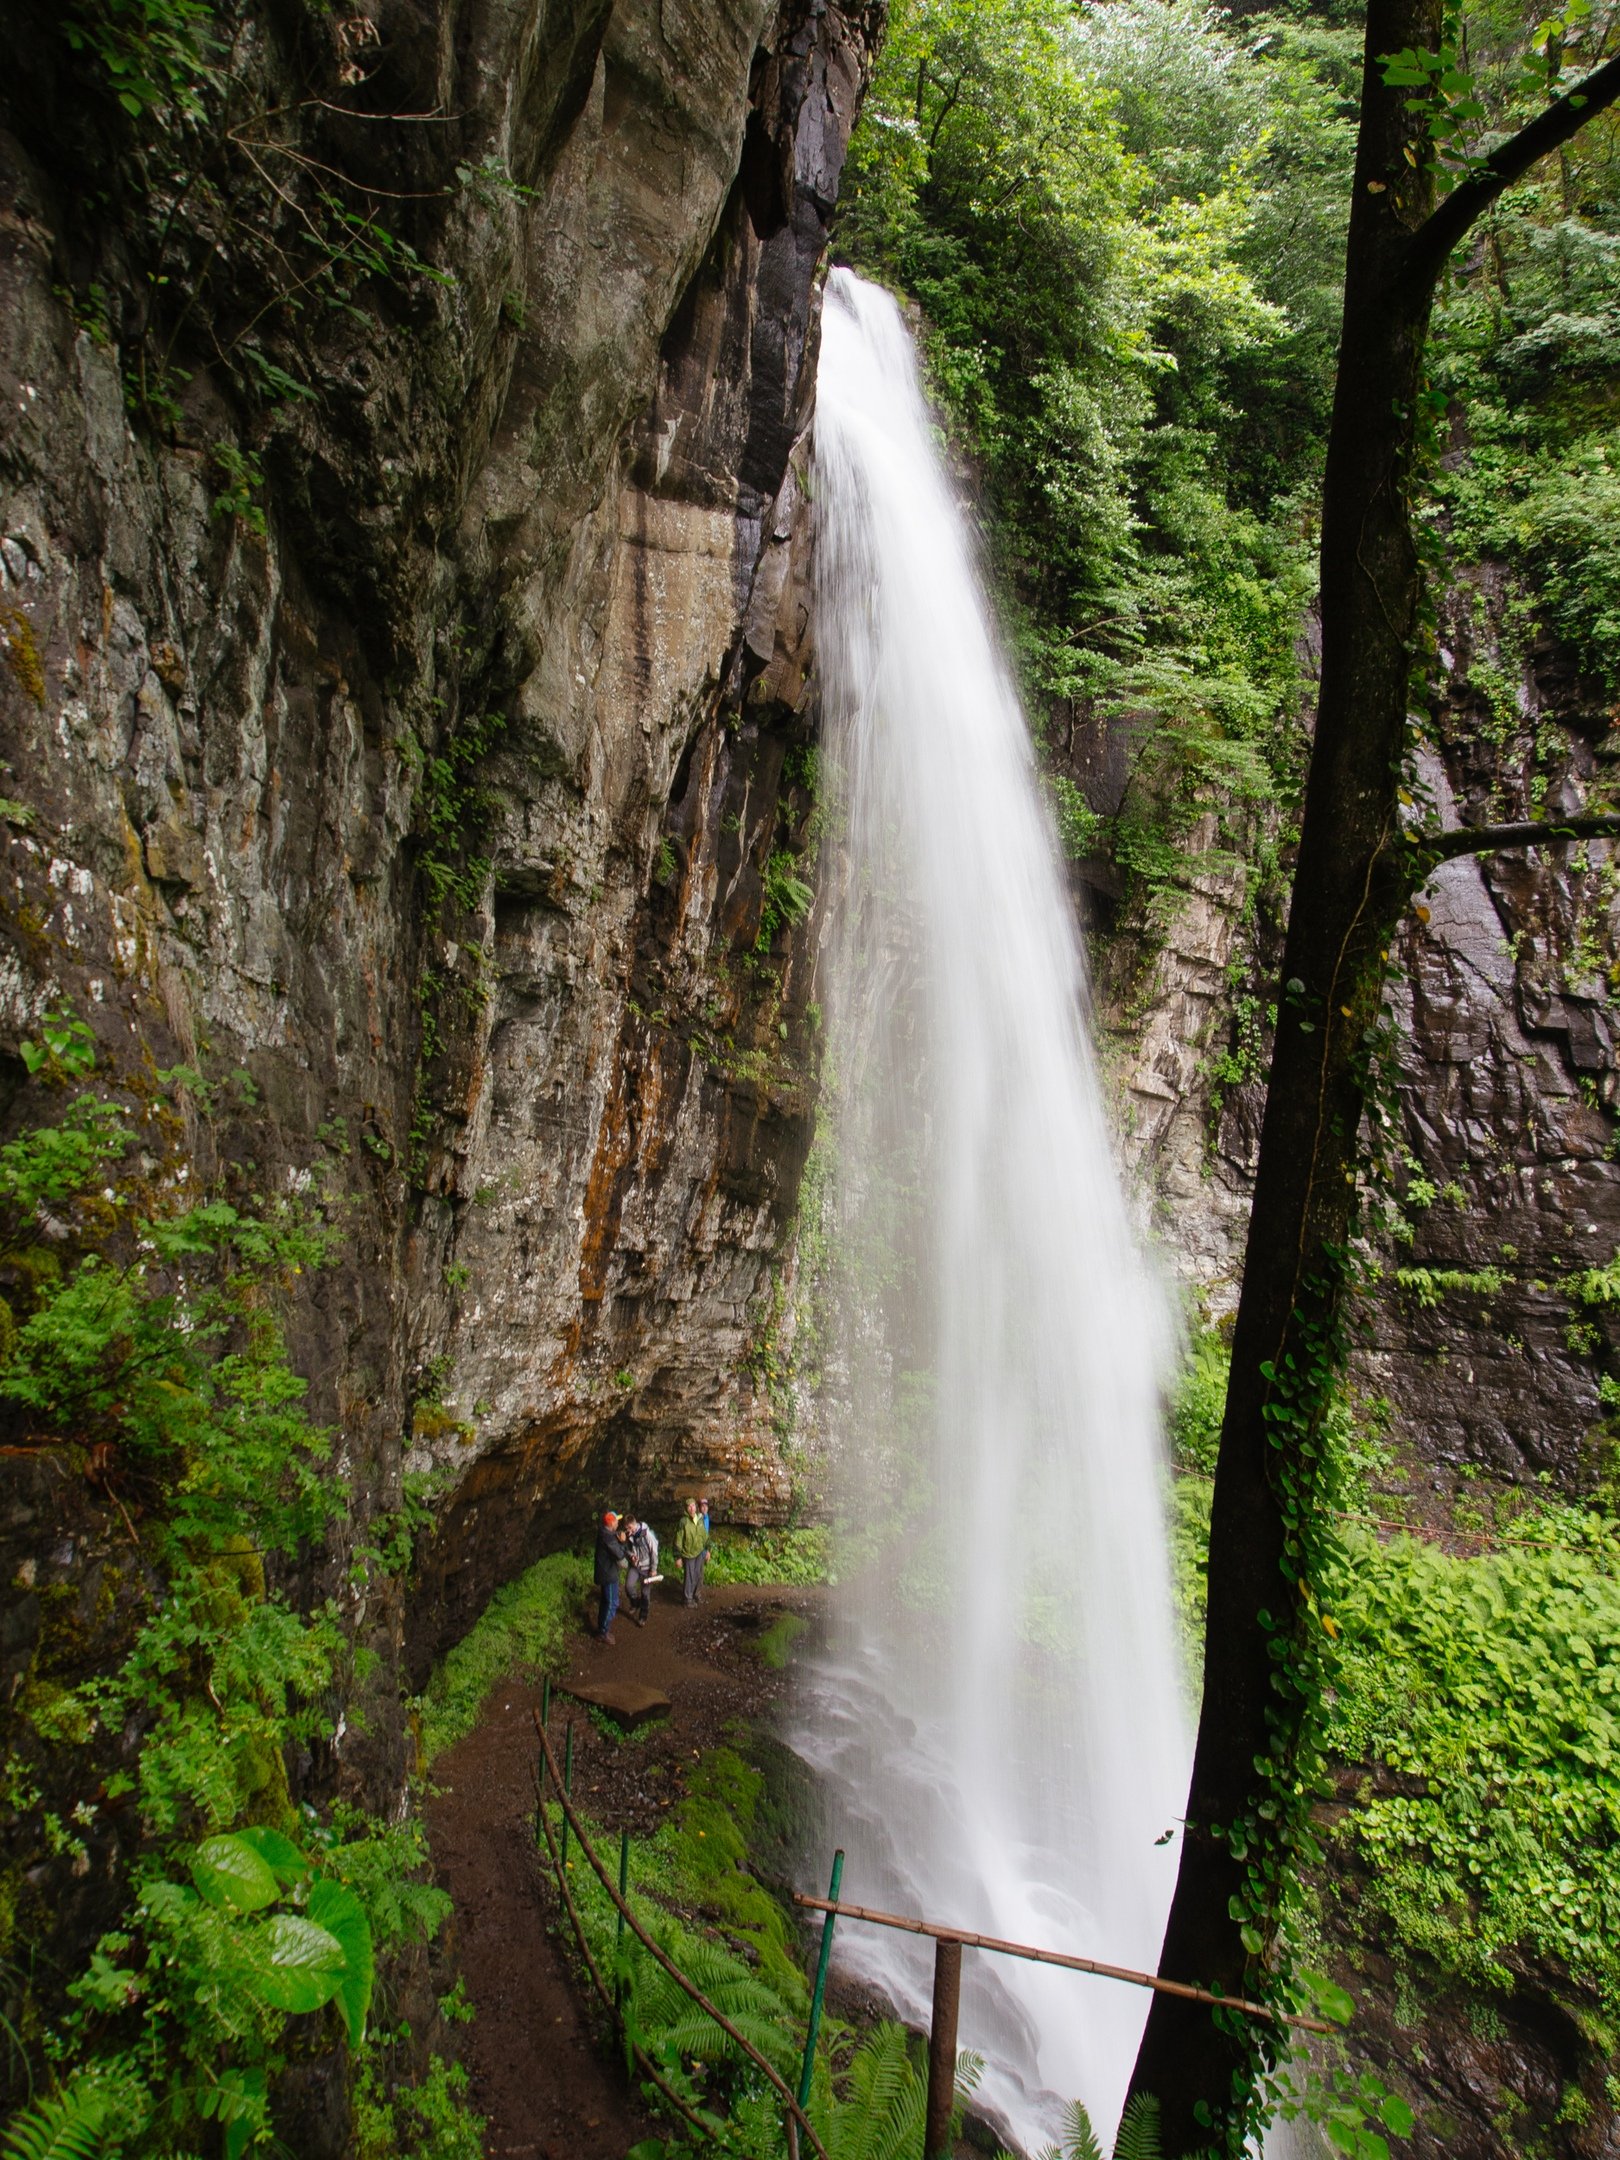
[{"left": 594, "top": 1510, "right": 626, "bottom": 1641}]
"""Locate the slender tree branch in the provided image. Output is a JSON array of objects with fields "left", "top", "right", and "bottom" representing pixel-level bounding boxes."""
[
  {"left": 1405, "top": 49, "right": 1620, "bottom": 283},
  {"left": 1407, "top": 812, "right": 1620, "bottom": 866}
]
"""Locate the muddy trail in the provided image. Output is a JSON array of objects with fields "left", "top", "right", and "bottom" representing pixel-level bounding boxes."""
[{"left": 425, "top": 1577, "right": 823, "bottom": 2160}]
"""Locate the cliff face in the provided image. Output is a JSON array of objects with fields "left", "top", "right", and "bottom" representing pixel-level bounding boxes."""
[
  {"left": 1090, "top": 592, "right": 1620, "bottom": 1518},
  {"left": 1083, "top": 596, "right": 1620, "bottom": 2159},
  {"left": 0, "top": 0, "right": 874, "bottom": 1830}
]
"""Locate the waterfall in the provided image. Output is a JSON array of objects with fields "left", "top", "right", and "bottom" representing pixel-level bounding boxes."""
[{"left": 795, "top": 267, "right": 1192, "bottom": 2152}]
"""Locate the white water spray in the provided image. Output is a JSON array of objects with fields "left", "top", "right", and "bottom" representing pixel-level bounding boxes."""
[{"left": 796, "top": 268, "right": 1192, "bottom": 2152}]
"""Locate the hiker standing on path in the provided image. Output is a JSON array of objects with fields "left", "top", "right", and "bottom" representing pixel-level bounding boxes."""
[
  {"left": 674, "top": 1497, "right": 710, "bottom": 1607},
  {"left": 623, "top": 1512, "right": 659, "bottom": 1628},
  {"left": 594, "top": 1510, "right": 626, "bottom": 1642}
]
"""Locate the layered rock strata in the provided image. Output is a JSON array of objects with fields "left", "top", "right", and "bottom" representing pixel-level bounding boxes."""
[{"left": 0, "top": 0, "right": 874, "bottom": 1911}]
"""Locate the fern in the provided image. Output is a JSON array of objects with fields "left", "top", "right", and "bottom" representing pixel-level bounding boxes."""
[
  {"left": 625, "top": 1936, "right": 800, "bottom": 2078},
  {"left": 1112, "top": 2093, "right": 1162, "bottom": 2160},
  {"left": 1, "top": 2078, "right": 120, "bottom": 2160},
  {"left": 823, "top": 2022, "right": 926, "bottom": 2160},
  {"left": 1034, "top": 2093, "right": 1163, "bottom": 2160}
]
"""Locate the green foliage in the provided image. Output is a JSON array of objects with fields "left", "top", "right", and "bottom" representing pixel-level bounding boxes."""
[
  {"left": 757, "top": 851, "right": 815, "bottom": 948},
  {"left": 1323, "top": 1514, "right": 1620, "bottom": 2003},
  {"left": 351, "top": 2049, "right": 484, "bottom": 2160},
  {"left": 815, "top": 2022, "right": 935, "bottom": 2160},
  {"left": 1169, "top": 1466, "right": 1214, "bottom": 1679},
  {"left": 840, "top": 0, "right": 1357, "bottom": 904},
  {"left": 1, "top": 2070, "right": 131, "bottom": 2160},
  {"left": 415, "top": 1549, "right": 590, "bottom": 1765},
  {"left": 61, "top": 0, "right": 218, "bottom": 121},
  {"left": 1170, "top": 1323, "right": 1229, "bottom": 1474},
  {"left": 1568, "top": 1250, "right": 1620, "bottom": 1308},
  {"left": 1392, "top": 1264, "right": 1507, "bottom": 1308},
  {"left": 53, "top": 0, "right": 464, "bottom": 454},
  {"left": 0, "top": 1019, "right": 458, "bottom": 2156},
  {"left": 210, "top": 443, "right": 267, "bottom": 537},
  {"left": 704, "top": 1525, "right": 830, "bottom": 1586},
  {"left": 1024, "top": 2092, "right": 1163, "bottom": 2160},
  {"left": 551, "top": 1752, "right": 970, "bottom": 2158},
  {"left": 1419, "top": 5, "right": 1620, "bottom": 713}
]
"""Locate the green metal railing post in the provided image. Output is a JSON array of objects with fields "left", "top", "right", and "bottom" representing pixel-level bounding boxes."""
[
  {"left": 796, "top": 1848, "right": 844, "bottom": 2112},
  {"left": 615, "top": 1829, "right": 631, "bottom": 2010},
  {"left": 533, "top": 1679, "right": 553, "bottom": 1847},
  {"left": 561, "top": 1721, "right": 574, "bottom": 1866}
]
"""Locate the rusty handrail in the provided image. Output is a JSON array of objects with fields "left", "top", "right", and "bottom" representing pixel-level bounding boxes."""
[
  {"left": 791, "top": 1894, "right": 1334, "bottom": 2035},
  {"left": 533, "top": 1709, "right": 834, "bottom": 2160}
]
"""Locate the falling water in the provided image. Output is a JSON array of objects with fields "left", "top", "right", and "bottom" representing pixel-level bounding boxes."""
[{"left": 796, "top": 268, "right": 1192, "bottom": 2152}]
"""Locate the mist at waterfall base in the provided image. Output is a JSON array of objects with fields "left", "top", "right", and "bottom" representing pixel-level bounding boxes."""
[{"left": 794, "top": 268, "right": 1193, "bottom": 2153}]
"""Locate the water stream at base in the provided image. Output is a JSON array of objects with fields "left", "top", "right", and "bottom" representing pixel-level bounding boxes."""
[{"left": 793, "top": 267, "right": 1193, "bottom": 2154}]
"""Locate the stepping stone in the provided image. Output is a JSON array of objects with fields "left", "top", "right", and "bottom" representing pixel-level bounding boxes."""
[{"left": 562, "top": 1679, "right": 671, "bottom": 1729}]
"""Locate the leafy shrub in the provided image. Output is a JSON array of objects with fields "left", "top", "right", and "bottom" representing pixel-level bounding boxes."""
[
  {"left": 1169, "top": 1324, "right": 1229, "bottom": 1473},
  {"left": 1324, "top": 1518, "right": 1620, "bottom": 2001},
  {"left": 0, "top": 1021, "right": 466, "bottom": 2155},
  {"left": 61, "top": 0, "right": 218, "bottom": 121},
  {"left": 705, "top": 1524, "right": 830, "bottom": 1585}
]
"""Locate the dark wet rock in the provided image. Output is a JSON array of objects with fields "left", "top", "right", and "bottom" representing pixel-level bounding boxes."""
[{"left": 0, "top": 0, "right": 878, "bottom": 2090}]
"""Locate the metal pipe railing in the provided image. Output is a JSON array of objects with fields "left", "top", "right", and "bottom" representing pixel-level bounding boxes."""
[
  {"left": 532, "top": 1708, "right": 833, "bottom": 2160},
  {"left": 529, "top": 1753, "right": 719, "bottom": 2144},
  {"left": 791, "top": 1891, "right": 1334, "bottom": 2033}
]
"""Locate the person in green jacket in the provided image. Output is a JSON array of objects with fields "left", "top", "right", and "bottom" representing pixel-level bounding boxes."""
[{"left": 674, "top": 1497, "right": 709, "bottom": 1607}]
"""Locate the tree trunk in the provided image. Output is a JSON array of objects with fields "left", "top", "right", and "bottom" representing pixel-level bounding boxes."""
[{"left": 1130, "top": 0, "right": 1444, "bottom": 2144}]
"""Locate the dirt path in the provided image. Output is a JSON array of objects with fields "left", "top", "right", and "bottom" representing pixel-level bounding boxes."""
[{"left": 426, "top": 1575, "right": 821, "bottom": 2160}]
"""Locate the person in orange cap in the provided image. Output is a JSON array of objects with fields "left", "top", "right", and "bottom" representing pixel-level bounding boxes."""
[{"left": 593, "top": 1510, "right": 626, "bottom": 1641}]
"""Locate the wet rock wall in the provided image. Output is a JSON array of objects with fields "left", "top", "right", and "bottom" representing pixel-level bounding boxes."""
[
  {"left": 1081, "top": 578, "right": 1620, "bottom": 1513},
  {"left": 0, "top": 0, "right": 876, "bottom": 1818}
]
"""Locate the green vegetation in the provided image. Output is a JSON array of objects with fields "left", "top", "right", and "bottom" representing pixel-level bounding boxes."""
[
  {"left": 1168, "top": 1320, "right": 1620, "bottom": 2096},
  {"left": 1024, "top": 2097, "right": 1164, "bottom": 2160},
  {"left": 0, "top": 1018, "right": 473, "bottom": 2156},
  {"left": 841, "top": 0, "right": 1358, "bottom": 904},
  {"left": 414, "top": 1550, "right": 590, "bottom": 1767},
  {"left": 1169, "top": 1321, "right": 1231, "bottom": 1475},
  {"left": 705, "top": 1525, "right": 831, "bottom": 1586},
  {"left": 1391, "top": 1264, "right": 1508, "bottom": 1307},
  {"left": 755, "top": 1612, "right": 807, "bottom": 1670},
  {"left": 1327, "top": 1510, "right": 1620, "bottom": 2006},
  {"left": 62, "top": 0, "right": 217, "bottom": 122},
  {"left": 545, "top": 1742, "right": 971, "bottom": 2158}
]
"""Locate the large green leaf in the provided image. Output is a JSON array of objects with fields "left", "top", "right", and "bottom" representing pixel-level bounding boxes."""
[
  {"left": 235, "top": 1826, "right": 311, "bottom": 1888},
  {"left": 308, "top": 1878, "right": 374, "bottom": 2044},
  {"left": 248, "top": 1914, "right": 346, "bottom": 2013},
  {"left": 191, "top": 1834, "right": 280, "bottom": 1915}
]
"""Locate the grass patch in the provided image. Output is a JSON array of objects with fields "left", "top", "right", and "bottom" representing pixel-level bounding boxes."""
[
  {"left": 756, "top": 1612, "right": 807, "bottom": 1669},
  {"left": 587, "top": 1702, "right": 668, "bottom": 1747},
  {"left": 416, "top": 1549, "right": 590, "bottom": 1766},
  {"left": 706, "top": 1525, "right": 830, "bottom": 1585}
]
